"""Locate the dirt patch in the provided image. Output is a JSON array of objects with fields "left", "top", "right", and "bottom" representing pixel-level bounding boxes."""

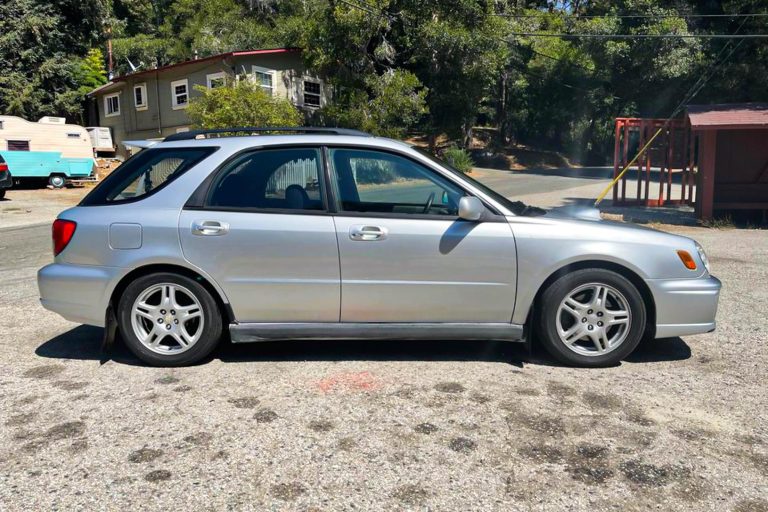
[
  {"left": 271, "top": 482, "right": 307, "bottom": 501},
  {"left": 625, "top": 410, "right": 656, "bottom": 427},
  {"left": 414, "top": 423, "right": 439, "bottom": 434},
  {"left": 506, "top": 412, "right": 565, "bottom": 437},
  {"left": 734, "top": 498, "right": 768, "bottom": 512},
  {"left": 4, "top": 412, "right": 38, "bottom": 427},
  {"left": 575, "top": 444, "right": 609, "bottom": 459},
  {"left": 52, "top": 380, "right": 89, "bottom": 391},
  {"left": 434, "top": 382, "right": 466, "bottom": 394},
  {"left": 582, "top": 392, "right": 623, "bottom": 410},
  {"left": 46, "top": 421, "right": 86, "bottom": 440},
  {"left": 173, "top": 385, "right": 193, "bottom": 393},
  {"left": 144, "top": 469, "right": 172, "bottom": 482},
  {"left": 69, "top": 439, "right": 89, "bottom": 453},
  {"left": 154, "top": 375, "right": 180, "bottom": 385},
  {"left": 183, "top": 432, "right": 213, "bottom": 446},
  {"left": 337, "top": 437, "right": 357, "bottom": 451},
  {"left": 128, "top": 448, "right": 163, "bottom": 463},
  {"left": 392, "top": 484, "right": 429, "bottom": 505},
  {"left": 315, "top": 371, "right": 381, "bottom": 393},
  {"left": 308, "top": 420, "right": 334, "bottom": 433},
  {"left": 449, "top": 437, "right": 477, "bottom": 453},
  {"left": 253, "top": 409, "right": 278, "bottom": 423},
  {"left": 228, "top": 397, "right": 260, "bottom": 409},
  {"left": 546, "top": 381, "right": 575, "bottom": 399},
  {"left": 670, "top": 427, "right": 712, "bottom": 442},
  {"left": 619, "top": 459, "right": 690, "bottom": 487},
  {"left": 469, "top": 392, "right": 491, "bottom": 404},
  {"left": 567, "top": 465, "right": 614, "bottom": 484},
  {"left": 23, "top": 365, "right": 65, "bottom": 379},
  {"left": 518, "top": 443, "right": 563, "bottom": 463}
]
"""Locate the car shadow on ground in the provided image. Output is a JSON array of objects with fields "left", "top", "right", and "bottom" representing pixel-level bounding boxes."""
[{"left": 36, "top": 325, "right": 692, "bottom": 368}]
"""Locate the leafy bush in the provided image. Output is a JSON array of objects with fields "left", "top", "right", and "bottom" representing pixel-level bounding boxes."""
[
  {"left": 187, "top": 79, "right": 302, "bottom": 129},
  {"left": 442, "top": 147, "right": 474, "bottom": 174}
]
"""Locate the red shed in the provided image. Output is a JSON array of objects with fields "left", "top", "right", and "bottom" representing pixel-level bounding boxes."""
[{"left": 687, "top": 103, "right": 768, "bottom": 219}]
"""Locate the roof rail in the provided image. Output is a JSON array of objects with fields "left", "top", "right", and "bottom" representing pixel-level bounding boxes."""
[{"left": 163, "top": 126, "right": 372, "bottom": 142}]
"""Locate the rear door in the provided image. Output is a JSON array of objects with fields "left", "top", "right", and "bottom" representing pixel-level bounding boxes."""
[
  {"left": 327, "top": 147, "right": 517, "bottom": 323},
  {"left": 179, "top": 146, "right": 340, "bottom": 323}
]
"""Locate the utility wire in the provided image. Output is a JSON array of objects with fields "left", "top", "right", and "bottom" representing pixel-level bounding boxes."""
[
  {"left": 507, "top": 32, "right": 768, "bottom": 39},
  {"left": 493, "top": 13, "right": 768, "bottom": 19}
]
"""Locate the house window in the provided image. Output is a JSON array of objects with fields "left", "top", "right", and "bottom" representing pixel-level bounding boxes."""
[
  {"left": 207, "top": 72, "right": 227, "bottom": 89},
  {"left": 303, "top": 80, "right": 322, "bottom": 108},
  {"left": 171, "top": 79, "right": 189, "bottom": 109},
  {"left": 104, "top": 93, "right": 120, "bottom": 117},
  {"left": 7, "top": 140, "right": 30, "bottom": 151},
  {"left": 252, "top": 66, "right": 275, "bottom": 95},
  {"left": 134, "top": 83, "right": 148, "bottom": 110}
]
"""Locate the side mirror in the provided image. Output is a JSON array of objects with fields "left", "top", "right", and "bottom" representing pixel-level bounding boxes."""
[{"left": 458, "top": 196, "right": 484, "bottom": 221}]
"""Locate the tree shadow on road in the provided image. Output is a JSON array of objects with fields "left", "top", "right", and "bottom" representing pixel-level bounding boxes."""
[{"left": 35, "top": 325, "right": 692, "bottom": 368}]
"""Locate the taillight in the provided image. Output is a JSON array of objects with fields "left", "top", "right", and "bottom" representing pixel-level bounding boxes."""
[
  {"left": 52, "top": 219, "right": 77, "bottom": 256},
  {"left": 0, "top": 163, "right": 8, "bottom": 172}
]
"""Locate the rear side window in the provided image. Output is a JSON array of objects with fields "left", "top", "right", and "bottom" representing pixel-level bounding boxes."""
[
  {"left": 206, "top": 148, "right": 325, "bottom": 211},
  {"left": 81, "top": 147, "right": 216, "bottom": 205}
]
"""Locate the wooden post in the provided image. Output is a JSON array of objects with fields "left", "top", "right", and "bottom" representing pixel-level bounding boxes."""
[
  {"left": 612, "top": 120, "right": 621, "bottom": 203},
  {"left": 696, "top": 130, "right": 717, "bottom": 220}
]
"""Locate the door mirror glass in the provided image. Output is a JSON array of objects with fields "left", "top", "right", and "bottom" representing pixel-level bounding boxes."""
[{"left": 458, "top": 196, "right": 485, "bottom": 221}]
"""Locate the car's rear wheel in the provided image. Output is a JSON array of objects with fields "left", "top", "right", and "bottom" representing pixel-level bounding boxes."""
[
  {"left": 117, "top": 273, "right": 223, "bottom": 366},
  {"left": 536, "top": 268, "right": 646, "bottom": 367}
]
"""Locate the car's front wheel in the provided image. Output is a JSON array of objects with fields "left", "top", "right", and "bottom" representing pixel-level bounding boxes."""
[
  {"left": 536, "top": 268, "right": 646, "bottom": 367},
  {"left": 117, "top": 272, "right": 223, "bottom": 366}
]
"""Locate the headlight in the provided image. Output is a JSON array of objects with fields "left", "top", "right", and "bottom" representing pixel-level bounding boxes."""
[{"left": 695, "top": 242, "right": 711, "bottom": 273}]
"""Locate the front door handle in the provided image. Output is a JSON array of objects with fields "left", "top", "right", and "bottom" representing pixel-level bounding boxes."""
[
  {"left": 192, "top": 220, "right": 230, "bottom": 236},
  {"left": 349, "top": 225, "right": 388, "bottom": 241}
]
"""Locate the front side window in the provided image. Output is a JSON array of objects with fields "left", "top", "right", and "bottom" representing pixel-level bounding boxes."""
[
  {"left": 134, "top": 84, "right": 148, "bottom": 110},
  {"left": 171, "top": 79, "right": 189, "bottom": 109},
  {"left": 252, "top": 67, "right": 275, "bottom": 95},
  {"left": 208, "top": 148, "right": 324, "bottom": 211},
  {"left": 81, "top": 147, "right": 216, "bottom": 205},
  {"left": 328, "top": 148, "right": 464, "bottom": 216},
  {"left": 303, "top": 80, "right": 321, "bottom": 107},
  {"left": 105, "top": 93, "right": 120, "bottom": 117}
]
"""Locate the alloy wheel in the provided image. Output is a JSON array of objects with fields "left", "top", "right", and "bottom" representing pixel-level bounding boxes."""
[{"left": 131, "top": 283, "right": 204, "bottom": 354}]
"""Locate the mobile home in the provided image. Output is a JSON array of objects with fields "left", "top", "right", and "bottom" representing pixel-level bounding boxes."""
[{"left": 0, "top": 116, "right": 95, "bottom": 188}]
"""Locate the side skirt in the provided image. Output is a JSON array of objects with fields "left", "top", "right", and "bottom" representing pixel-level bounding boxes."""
[{"left": 230, "top": 322, "right": 525, "bottom": 343}]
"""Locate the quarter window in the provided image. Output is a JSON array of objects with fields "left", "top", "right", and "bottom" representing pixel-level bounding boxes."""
[
  {"left": 303, "top": 80, "right": 321, "bottom": 107},
  {"left": 104, "top": 93, "right": 120, "bottom": 117},
  {"left": 171, "top": 79, "right": 189, "bottom": 109},
  {"left": 328, "top": 148, "right": 464, "bottom": 216},
  {"left": 80, "top": 148, "right": 216, "bottom": 205},
  {"left": 252, "top": 66, "right": 275, "bottom": 95},
  {"left": 134, "top": 83, "right": 148, "bottom": 110},
  {"left": 208, "top": 148, "right": 324, "bottom": 211}
]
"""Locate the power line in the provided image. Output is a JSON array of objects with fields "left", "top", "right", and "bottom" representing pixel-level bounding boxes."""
[
  {"left": 493, "top": 13, "right": 768, "bottom": 19},
  {"left": 507, "top": 32, "right": 768, "bottom": 39}
]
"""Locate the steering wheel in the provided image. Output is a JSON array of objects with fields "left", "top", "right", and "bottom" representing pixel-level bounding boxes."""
[{"left": 422, "top": 191, "right": 436, "bottom": 214}]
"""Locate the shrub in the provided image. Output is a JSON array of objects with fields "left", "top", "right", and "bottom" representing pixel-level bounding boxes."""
[{"left": 442, "top": 147, "right": 474, "bottom": 174}]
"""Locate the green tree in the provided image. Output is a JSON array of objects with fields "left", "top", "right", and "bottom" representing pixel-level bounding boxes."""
[
  {"left": 186, "top": 79, "right": 302, "bottom": 128},
  {"left": 316, "top": 70, "right": 427, "bottom": 137}
]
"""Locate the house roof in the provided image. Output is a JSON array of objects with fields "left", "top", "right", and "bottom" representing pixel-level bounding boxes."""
[
  {"left": 687, "top": 103, "right": 768, "bottom": 131},
  {"left": 88, "top": 47, "right": 301, "bottom": 96}
]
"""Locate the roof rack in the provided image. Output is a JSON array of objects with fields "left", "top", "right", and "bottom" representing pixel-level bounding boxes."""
[{"left": 163, "top": 126, "right": 372, "bottom": 142}]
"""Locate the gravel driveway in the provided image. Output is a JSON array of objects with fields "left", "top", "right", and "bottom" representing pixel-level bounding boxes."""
[{"left": 1, "top": 213, "right": 766, "bottom": 510}]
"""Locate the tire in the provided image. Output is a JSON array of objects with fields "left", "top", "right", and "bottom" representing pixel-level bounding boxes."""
[
  {"left": 117, "top": 272, "right": 223, "bottom": 366},
  {"left": 49, "top": 175, "right": 66, "bottom": 189},
  {"left": 536, "top": 268, "right": 646, "bottom": 367}
]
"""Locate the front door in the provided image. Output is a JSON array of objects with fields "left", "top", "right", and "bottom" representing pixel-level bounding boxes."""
[
  {"left": 179, "top": 147, "right": 340, "bottom": 323},
  {"left": 328, "top": 147, "right": 517, "bottom": 323}
]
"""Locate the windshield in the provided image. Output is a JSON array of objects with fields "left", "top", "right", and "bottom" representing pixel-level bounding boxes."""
[{"left": 413, "top": 147, "right": 543, "bottom": 216}]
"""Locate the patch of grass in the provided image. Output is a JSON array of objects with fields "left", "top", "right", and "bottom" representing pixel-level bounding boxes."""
[{"left": 701, "top": 215, "right": 735, "bottom": 229}]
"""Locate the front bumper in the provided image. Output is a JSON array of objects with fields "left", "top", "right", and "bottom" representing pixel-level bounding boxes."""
[
  {"left": 646, "top": 274, "right": 721, "bottom": 338},
  {"left": 38, "top": 263, "right": 125, "bottom": 327}
]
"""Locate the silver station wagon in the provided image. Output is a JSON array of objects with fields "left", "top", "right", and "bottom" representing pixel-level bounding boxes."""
[{"left": 38, "top": 128, "right": 721, "bottom": 367}]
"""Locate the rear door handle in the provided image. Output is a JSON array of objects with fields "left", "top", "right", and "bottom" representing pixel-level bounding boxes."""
[
  {"left": 192, "top": 220, "right": 229, "bottom": 236},
  {"left": 349, "top": 225, "right": 388, "bottom": 241}
]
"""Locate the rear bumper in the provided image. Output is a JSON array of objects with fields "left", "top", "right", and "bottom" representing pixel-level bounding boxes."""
[
  {"left": 38, "top": 263, "right": 124, "bottom": 327},
  {"left": 646, "top": 275, "right": 721, "bottom": 338}
]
